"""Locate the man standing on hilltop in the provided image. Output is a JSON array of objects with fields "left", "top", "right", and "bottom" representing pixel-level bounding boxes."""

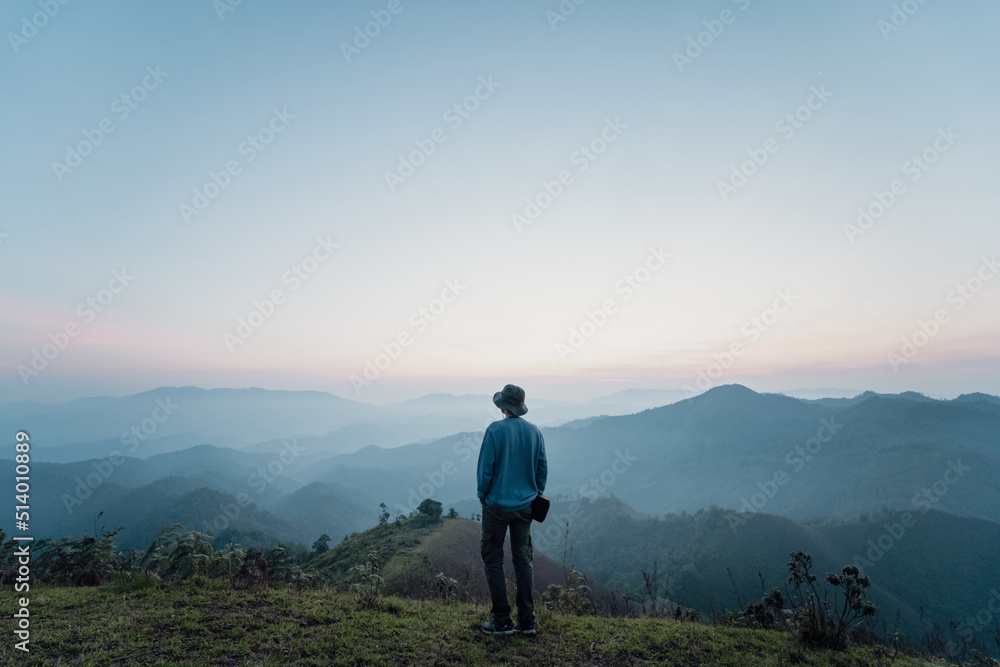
[{"left": 477, "top": 383, "right": 547, "bottom": 636}]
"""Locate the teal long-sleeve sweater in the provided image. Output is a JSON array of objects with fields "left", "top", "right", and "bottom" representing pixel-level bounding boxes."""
[{"left": 477, "top": 416, "right": 547, "bottom": 512}]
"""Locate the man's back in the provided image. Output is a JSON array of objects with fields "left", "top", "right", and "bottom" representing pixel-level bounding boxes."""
[
  {"left": 478, "top": 384, "right": 544, "bottom": 636},
  {"left": 477, "top": 416, "right": 547, "bottom": 512}
]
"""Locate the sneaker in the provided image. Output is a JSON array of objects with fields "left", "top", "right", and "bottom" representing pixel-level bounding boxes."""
[
  {"left": 481, "top": 619, "right": 515, "bottom": 635},
  {"left": 514, "top": 622, "right": 536, "bottom": 636}
]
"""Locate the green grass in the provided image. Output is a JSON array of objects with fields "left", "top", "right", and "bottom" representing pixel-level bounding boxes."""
[
  {"left": 311, "top": 515, "right": 440, "bottom": 582},
  {"left": 0, "top": 581, "right": 949, "bottom": 666}
]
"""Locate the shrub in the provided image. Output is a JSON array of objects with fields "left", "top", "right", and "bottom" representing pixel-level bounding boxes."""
[
  {"left": 417, "top": 499, "right": 443, "bottom": 521},
  {"left": 542, "top": 570, "right": 596, "bottom": 615},
  {"left": 234, "top": 548, "right": 269, "bottom": 589},
  {"left": 139, "top": 525, "right": 233, "bottom": 581},
  {"left": 736, "top": 588, "right": 786, "bottom": 630},
  {"left": 786, "top": 551, "right": 876, "bottom": 649},
  {"left": 34, "top": 527, "right": 127, "bottom": 586},
  {"left": 266, "top": 545, "right": 323, "bottom": 589},
  {"left": 350, "top": 550, "right": 385, "bottom": 607},
  {"left": 436, "top": 572, "right": 458, "bottom": 600}
]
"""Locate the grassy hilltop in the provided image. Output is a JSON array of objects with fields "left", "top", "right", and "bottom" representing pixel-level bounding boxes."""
[
  {"left": 0, "top": 514, "right": 961, "bottom": 666},
  {"left": 0, "top": 581, "right": 942, "bottom": 666}
]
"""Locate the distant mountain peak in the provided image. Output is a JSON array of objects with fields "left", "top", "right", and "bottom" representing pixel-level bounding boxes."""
[
  {"left": 697, "top": 384, "right": 758, "bottom": 399},
  {"left": 955, "top": 392, "right": 1000, "bottom": 405},
  {"left": 130, "top": 385, "right": 359, "bottom": 403},
  {"left": 854, "top": 390, "right": 934, "bottom": 403}
]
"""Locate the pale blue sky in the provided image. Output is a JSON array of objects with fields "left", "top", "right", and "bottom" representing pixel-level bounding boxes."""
[{"left": 2, "top": 0, "right": 998, "bottom": 404}]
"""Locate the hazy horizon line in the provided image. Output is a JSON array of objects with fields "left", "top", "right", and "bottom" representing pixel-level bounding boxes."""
[{"left": 6, "top": 380, "right": 996, "bottom": 409}]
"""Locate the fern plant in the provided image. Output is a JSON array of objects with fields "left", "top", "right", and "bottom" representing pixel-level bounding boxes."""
[
  {"left": 34, "top": 527, "right": 125, "bottom": 586},
  {"left": 139, "top": 524, "right": 234, "bottom": 582}
]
